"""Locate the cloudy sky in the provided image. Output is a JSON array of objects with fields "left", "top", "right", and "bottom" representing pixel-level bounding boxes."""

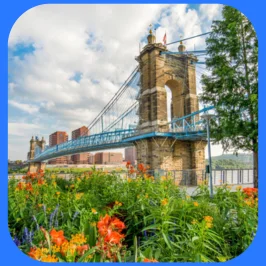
[{"left": 8, "top": 4, "right": 226, "bottom": 161}]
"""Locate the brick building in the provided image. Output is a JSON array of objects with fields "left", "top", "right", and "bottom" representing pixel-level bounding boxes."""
[
  {"left": 48, "top": 131, "right": 68, "bottom": 164},
  {"left": 71, "top": 126, "right": 89, "bottom": 164},
  {"left": 125, "top": 147, "right": 137, "bottom": 166},
  {"left": 94, "top": 152, "right": 123, "bottom": 165}
]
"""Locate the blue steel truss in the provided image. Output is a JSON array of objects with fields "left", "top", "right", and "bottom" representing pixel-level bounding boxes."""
[
  {"left": 29, "top": 32, "right": 214, "bottom": 163},
  {"left": 30, "top": 106, "right": 214, "bottom": 163}
]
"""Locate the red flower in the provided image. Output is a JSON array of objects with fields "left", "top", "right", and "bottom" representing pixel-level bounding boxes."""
[
  {"left": 17, "top": 182, "right": 24, "bottom": 190},
  {"left": 26, "top": 183, "right": 33, "bottom": 192},
  {"left": 97, "top": 214, "right": 126, "bottom": 237},
  {"left": 37, "top": 178, "right": 44, "bottom": 185},
  {"left": 76, "top": 244, "right": 89, "bottom": 255},
  {"left": 104, "top": 231, "right": 125, "bottom": 244},
  {"left": 243, "top": 187, "right": 258, "bottom": 198},
  {"left": 50, "top": 229, "right": 67, "bottom": 246},
  {"left": 137, "top": 163, "right": 146, "bottom": 173},
  {"left": 126, "top": 161, "right": 131, "bottom": 169},
  {"left": 28, "top": 247, "right": 37, "bottom": 259},
  {"left": 143, "top": 258, "right": 159, "bottom": 262}
]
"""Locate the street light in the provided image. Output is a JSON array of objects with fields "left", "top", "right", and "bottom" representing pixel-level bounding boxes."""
[{"left": 201, "top": 113, "right": 215, "bottom": 198}]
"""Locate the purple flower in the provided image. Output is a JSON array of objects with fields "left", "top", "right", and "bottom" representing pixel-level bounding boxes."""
[{"left": 13, "top": 236, "right": 21, "bottom": 247}]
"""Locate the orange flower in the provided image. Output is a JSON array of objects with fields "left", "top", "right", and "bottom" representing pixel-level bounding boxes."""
[
  {"left": 28, "top": 247, "right": 37, "bottom": 259},
  {"left": 138, "top": 163, "right": 146, "bottom": 173},
  {"left": 50, "top": 229, "right": 67, "bottom": 246},
  {"left": 143, "top": 258, "right": 159, "bottom": 262},
  {"left": 76, "top": 244, "right": 89, "bottom": 256},
  {"left": 38, "top": 178, "right": 45, "bottom": 185},
  {"left": 193, "top": 201, "right": 199, "bottom": 207},
  {"left": 17, "top": 182, "right": 24, "bottom": 190},
  {"left": 243, "top": 187, "right": 258, "bottom": 198},
  {"left": 126, "top": 161, "right": 131, "bottom": 169},
  {"left": 104, "top": 231, "right": 125, "bottom": 244},
  {"left": 97, "top": 214, "right": 126, "bottom": 237},
  {"left": 161, "top": 198, "right": 168, "bottom": 206},
  {"left": 26, "top": 183, "right": 33, "bottom": 192}
]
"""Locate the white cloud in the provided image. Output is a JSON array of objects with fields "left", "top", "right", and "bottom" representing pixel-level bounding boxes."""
[
  {"left": 8, "top": 122, "right": 41, "bottom": 137},
  {"left": 8, "top": 4, "right": 224, "bottom": 160},
  {"left": 9, "top": 100, "right": 39, "bottom": 114}
]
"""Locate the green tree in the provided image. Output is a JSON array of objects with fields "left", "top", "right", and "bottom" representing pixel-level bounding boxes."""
[{"left": 200, "top": 6, "right": 258, "bottom": 187}]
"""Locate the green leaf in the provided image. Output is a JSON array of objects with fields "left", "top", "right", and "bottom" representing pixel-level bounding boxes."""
[
  {"left": 77, "top": 247, "right": 97, "bottom": 262},
  {"left": 162, "top": 232, "right": 172, "bottom": 250}
]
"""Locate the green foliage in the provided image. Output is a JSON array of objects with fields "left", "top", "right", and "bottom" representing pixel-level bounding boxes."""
[
  {"left": 8, "top": 170, "right": 257, "bottom": 262},
  {"left": 200, "top": 6, "right": 258, "bottom": 154}
]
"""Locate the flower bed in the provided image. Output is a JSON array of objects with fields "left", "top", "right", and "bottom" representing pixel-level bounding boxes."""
[{"left": 8, "top": 164, "right": 258, "bottom": 262}]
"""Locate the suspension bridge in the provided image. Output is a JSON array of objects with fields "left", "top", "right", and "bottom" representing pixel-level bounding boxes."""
[{"left": 28, "top": 29, "right": 215, "bottom": 173}]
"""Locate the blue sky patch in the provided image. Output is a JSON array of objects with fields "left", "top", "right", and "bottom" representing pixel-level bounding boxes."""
[
  {"left": 70, "top": 71, "right": 83, "bottom": 83},
  {"left": 10, "top": 42, "right": 35, "bottom": 60}
]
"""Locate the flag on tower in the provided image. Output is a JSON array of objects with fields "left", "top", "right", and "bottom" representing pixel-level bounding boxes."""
[{"left": 163, "top": 32, "right": 167, "bottom": 45}]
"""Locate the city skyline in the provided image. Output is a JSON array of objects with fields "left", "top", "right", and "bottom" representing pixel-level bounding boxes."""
[{"left": 8, "top": 4, "right": 229, "bottom": 160}]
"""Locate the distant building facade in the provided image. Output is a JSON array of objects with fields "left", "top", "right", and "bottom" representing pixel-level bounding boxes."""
[
  {"left": 94, "top": 152, "right": 123, "bottom": 165},
  {"left": 88, "top": 153, "right": 95, "bottom": 164},
  {"left": 71, "top": 126, "right": 89, "bottom": 164},
  {"left": 48, "top": 131, "right": 68, "bottom": 164},
  {"left": 125, "top": 147, "right": 137, "bottom": 165}
]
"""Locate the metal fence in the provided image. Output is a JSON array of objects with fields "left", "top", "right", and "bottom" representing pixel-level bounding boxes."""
[
  {"left": 145, "top": 169, "right": 254, "bottom": 186},
  {"left": 8, "top": 168, "right": 254, "bottom": 187}
]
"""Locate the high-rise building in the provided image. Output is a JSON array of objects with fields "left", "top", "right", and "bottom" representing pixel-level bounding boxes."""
[
  {"left": 48, "top": 131, "right": 68, "bottom": 164},
  {"left": 94, "top": 152, "right": 123, "bottom": 165},
  {"left": 71, "top": 126, "right": 89, "bottom": 164},
  {"left": 125, "top": 147, "right": 137, "bottom": 165}
]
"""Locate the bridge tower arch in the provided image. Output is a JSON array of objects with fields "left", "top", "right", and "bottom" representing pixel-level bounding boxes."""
[
  {"left": 135, "top": 29, "right": 206, "bottom": 173},
  {"left": 28, "top": 136, "right": 46, "bottom": 173}
]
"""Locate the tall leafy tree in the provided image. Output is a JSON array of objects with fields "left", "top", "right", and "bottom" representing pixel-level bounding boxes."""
[{"left": 201, "top": 6, "right": 258, "bottom": 187}]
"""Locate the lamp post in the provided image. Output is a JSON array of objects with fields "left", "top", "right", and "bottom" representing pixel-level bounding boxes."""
[{"left": 201, "top": 113, "right": 215, "bottom": 198}]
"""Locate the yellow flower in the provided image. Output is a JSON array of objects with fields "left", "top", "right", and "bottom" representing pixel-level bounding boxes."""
[
  {"left": 145, "top": 194, "right": 149, "bottom": 198},
  {"left": 160, "top": 176, "right": 166, "bottom": 181},
  {"left": 236, "top": 185, "right": 242, "bottom": 190},
  {"left": 38, "top": 203, "right": 43, "bottom": 207},
  {"left": 77, "top": 178, "right": 81, "bottom": 182},
  {"left": 205, "top": 222, "right": 213, "bottom": 229},
  {"left": 115, "top": 201, "right": 123, "bottom": 206},
  {"left": 51, "top": 174, "right": 56, "bottom": 179},
  {"left": 161, "top": 198, "right": 168, "bottom": 206},
  {"left": 217, "top": 257, "right": 227, "bottom": 262},
  {"left": 203, "top": 216, "right": 213, "bottom": 222},
  {"left": 42, "top": 255, "right": 58, "bottom": 262},
  {"left": 56, "top": 191, "right": 60, "bottom": 196},
  {"left": 75, "top": 193, "right": 84, "bottom": 200},
  {"left": 193, "top": 201, "right": 199, "bottom": 207},
  {"left": 70, "top": 233, "right": 87, "bottom": 245},
  {"left": 128, "top": 178, "right": 132, "bottom": 182},
  {"left": 70, "top": 184, "right": 75, "bottom": 189},
  {"left": 52, "top": 245, "right": 60, "bottom": 253},
  {"left": 52, "top": 181, "right": 57, "bottom": 188},
  {"left": 91, "top": 208, "right": 97, "bottom": 214}
]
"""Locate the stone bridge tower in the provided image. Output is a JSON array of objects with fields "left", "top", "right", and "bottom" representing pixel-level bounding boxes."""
[
  {"left": 28, "top": 136, "right": 46, "bottom": 173},
  {"left": 135, "top": 29, "right": 206, "bottom": 174}
]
